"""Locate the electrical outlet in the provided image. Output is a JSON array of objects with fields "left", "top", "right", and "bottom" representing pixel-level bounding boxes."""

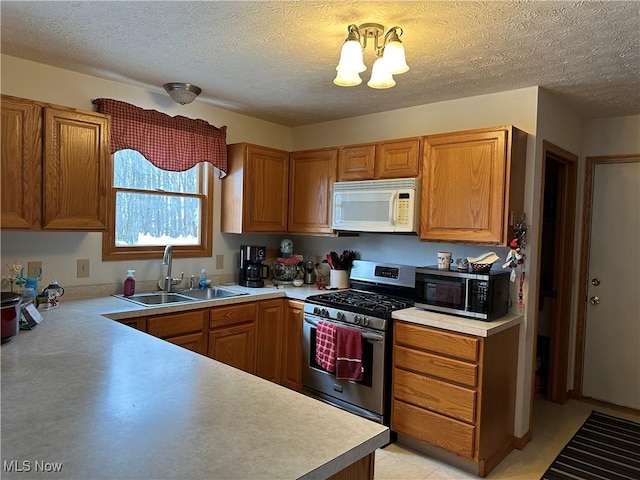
[
  {"left": 215, "top": 254, "right": 224, "bottom": 270},
  {"left": 315, "top": 255, "right": 322, "bottom": 265},
  {"left": 27, "top": 261, "right": 43, "bottom": 278},
  {"left": 77, "top": 259, "right": 90, "bottom": 278}
]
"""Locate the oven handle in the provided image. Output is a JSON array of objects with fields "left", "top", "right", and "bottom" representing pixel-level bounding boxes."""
[{"left": 303, "top": 316, "right": 384, "bottom": 343}]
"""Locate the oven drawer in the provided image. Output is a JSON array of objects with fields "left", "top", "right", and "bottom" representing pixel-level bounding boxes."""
[
  {"left": 392, "top": 400, "right": 475, "bottom": 458},
  {"left": 395, "top": 321, "right": 478, "bottom": 362},
  {"left": 393, "top": 368, "right": 476, "bottom": 423},
  {"left": 394, "top": 345, "right": 478, "bottom": 388}
]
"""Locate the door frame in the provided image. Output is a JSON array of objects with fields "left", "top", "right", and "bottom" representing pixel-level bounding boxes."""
[
  {"left": 535, "top": 141, "right": 578, "bottom": 404},
  {"left": 574, "top": 154, "right": 640, "bottom": 401}
]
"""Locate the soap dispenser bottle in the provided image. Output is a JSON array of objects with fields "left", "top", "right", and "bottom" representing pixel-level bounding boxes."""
[
  {"left": 124, "top": 270, "right": 136, "bottom": 297},
  {"left": 199, "top": 269, "right": 208, "bottom": 289}
]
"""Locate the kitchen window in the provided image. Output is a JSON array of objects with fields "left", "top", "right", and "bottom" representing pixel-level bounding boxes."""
[{"left": 102, "top": 149, "right": 214, "bottom": 261}]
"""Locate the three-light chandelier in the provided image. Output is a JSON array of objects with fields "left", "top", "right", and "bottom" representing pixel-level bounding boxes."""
[{"left": 334, "top": 23, "right": 409, "bottom": 89}]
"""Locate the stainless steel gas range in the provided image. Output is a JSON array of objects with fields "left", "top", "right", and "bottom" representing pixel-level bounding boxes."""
[{"left": 302, "top": 260, "right": 415, "bottom": 425}]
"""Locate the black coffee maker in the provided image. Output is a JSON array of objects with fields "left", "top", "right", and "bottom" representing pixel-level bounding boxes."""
[{"left": 239, "top": 245, "right": 269, "bottom": 288}]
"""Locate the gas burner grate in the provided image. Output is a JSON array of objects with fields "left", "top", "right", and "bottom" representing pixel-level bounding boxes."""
[{"left": 307, "top": 290, "right": 413, "bottom": 318}]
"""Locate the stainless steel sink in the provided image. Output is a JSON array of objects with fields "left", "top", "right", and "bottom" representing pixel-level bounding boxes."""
[
  {"left": 116, "top": 292, "right": 197, "bottom": 307},
  {"left": 179, "top": 286, "right": 248, "bottom": 300}
]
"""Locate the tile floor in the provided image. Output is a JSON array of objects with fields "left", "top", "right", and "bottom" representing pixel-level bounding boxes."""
[{"left": 374, "top": 395, "right": 640, "bottom": 479}]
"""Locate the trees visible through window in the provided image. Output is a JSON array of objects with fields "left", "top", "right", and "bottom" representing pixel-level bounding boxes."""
[{"left": 103, "top": 149, "right": 213, "bottom": 261}]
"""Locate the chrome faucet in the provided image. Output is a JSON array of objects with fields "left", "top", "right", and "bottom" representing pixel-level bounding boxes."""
[{"left": 161, "top": 244, "right": 183, "bottom": 292}]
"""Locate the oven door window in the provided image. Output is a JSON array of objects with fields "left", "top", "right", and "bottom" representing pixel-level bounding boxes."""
[
  {"left": 308, "top": 325, "right": 374, "bottom": 388},
  {"left": 417, "top": 274, "right": 466, "bottom": 310}
]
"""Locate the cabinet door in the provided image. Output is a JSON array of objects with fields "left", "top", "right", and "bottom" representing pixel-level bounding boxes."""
[
  {"left": 255, "top": 299, "right": 285, "bottom": 383},
  {"left": 282, "top": 300, "right": 304, "bottom": 391},
  {"left": 209, "top": 323, "right": 256, "bottom": 374},
  {"left": 375, "top": 138, "right": 420, "bottom": 179},
  {"left": 421, "top": 128, "right": 509, "bottom": 244},
  {"left": 43, "top": 107, "right": 110, "bottom": 230},
  {"left": 1, "top": 96, "right": 42, "bottom": 229},
  {"left": 209, "top": 303, "right": 257, "bottom": 373},
  {"left": 244, "top": 145, "right": 289, "bottom": 232},
  {"left": 288, "top": 149, "right": 337, "bottom": 234},
  {"left": 338, "top": 144, "right": 375, "bottom": 180},
  {"left": 147, "top": 309, "right": 208, "bottom": 355}
]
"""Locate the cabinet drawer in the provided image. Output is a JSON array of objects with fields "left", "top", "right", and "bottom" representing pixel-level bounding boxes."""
[
  {"left": 210, "top": 302, "right": 256, "bottom": 329},
  {"left": 392, "top": 400, "right": 475, "bottom": 458},
  {"left": 395, "top": 322, "right": 479, "bottom": 362},
  {"left": 393, "top": 368, "right": 476, "bottom": 423},
  {"left": 394, "top": 345, "right": 477, "bottom": 387},
  {"left": 147, "top": 310, "right": 206, "bottom": 338}
]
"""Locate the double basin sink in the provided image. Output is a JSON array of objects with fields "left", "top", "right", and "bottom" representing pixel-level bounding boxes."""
[{"left": 116, "top": 286, "right": 247, "bottom": 307}]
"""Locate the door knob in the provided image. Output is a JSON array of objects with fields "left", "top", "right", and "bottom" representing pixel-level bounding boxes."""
[
  {"left": 591, "top": 278, "right": 601, "bottom": 286},
  {"left": 589, "top": 296, "right": 600, "bottom": 305}
]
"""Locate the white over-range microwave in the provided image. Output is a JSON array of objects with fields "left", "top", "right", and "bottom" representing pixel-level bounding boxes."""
[{"left": 331, "top": 177, "right": 420, "bottom": 233}]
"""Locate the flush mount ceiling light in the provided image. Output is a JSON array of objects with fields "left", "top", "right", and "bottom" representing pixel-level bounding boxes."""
[
  {"left": 163, "top": 83, "right": 202, "bottom": 105},
  {"left": 334, "top": 23, "right": 409, "bottom": 89}
]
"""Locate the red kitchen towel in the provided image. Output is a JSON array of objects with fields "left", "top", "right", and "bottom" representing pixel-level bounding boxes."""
[
  {"left": 336, "top": 326, "right": 363, "bottom": 381},
  {"left": 315, "top": 321, "right": 337, "bottom": 373}
]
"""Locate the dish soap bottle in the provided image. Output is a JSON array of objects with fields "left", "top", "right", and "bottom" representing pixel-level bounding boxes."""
[
  {"left": 198, "top": 269, "right": 208, "bottom": 289},
  {"left": 124, "top": 270, "right": 136, "bottom": 297}
]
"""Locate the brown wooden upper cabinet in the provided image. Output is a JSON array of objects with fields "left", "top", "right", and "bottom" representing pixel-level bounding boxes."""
[
  {"left": 288, "top": 148, "right": 337, "bottom": 234},
  {"left": 222, "top": 143, "right": 290, "bottom": 233},
  {"left": 1, "top": 95, "right": 110, "bottom": 230},
  {"left": 337, "top": 137, "right": 420, "bottom": 181},
  {"left": 420, "top": 126, "right": 526, "bottom": 245}
]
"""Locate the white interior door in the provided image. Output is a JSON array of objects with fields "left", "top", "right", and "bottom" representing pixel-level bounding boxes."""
[{"left": 582, "top": 161, "right": 640, "bottom": 409}]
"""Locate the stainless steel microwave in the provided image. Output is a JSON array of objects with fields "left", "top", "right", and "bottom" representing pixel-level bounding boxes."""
[
  {"left": 414, "top": 266, "right": 510, "bottom": 321},
  {"left": 331, "top": 177, "right": 420, "bottom": 233}
]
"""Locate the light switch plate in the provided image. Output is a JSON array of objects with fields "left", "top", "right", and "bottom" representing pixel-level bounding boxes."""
[
  {"left": 216, "top": 255, "right": 224, "bottom": 270},
  {"left": 77, "top": 259, "right": 90, "bottom": 278}
]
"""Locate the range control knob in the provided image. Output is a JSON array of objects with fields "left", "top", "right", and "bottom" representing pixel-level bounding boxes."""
[
  {"left": 313, "top": 306, "right": 321, "bottom": 315},
  {"left": 321, "top": 308, "right": 329, "bottom": 317},
  {"left": 336, "top": 312, "right": 345, "bottom": 321},
  {"left": 361, "top": 317, "right": 370, "bottom": 327}
]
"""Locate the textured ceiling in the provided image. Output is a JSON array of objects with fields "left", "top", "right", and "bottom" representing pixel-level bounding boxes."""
[{"left": 1, "top": 1, "right": 639, "bottom": 127}]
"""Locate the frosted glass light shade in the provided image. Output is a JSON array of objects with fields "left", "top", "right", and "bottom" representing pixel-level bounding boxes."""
[
  {"left": 334, "top": 68, "right": 362, "bottom": 87},
  {"left": 382, "top": 40, "right": 409, "bottom": 74},
  {"left": 367, "top": 58, "right": 395, "bottom": 89},
  {"left": 163, "top": 83, "right": 202, "bottom": 105},
  {"left": 336, "top": 40, "right": 366, "bottom": 73}
]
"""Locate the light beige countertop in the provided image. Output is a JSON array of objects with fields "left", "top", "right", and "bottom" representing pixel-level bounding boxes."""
[
  {"left": 392, "top": 307, "right": 523, "bottom": 337},
  {"left": 1, "top": 286, "right": 388, "bottom": 479}
]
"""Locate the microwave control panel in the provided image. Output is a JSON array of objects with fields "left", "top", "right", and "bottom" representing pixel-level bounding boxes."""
[{"left": 397, "top": 193, "right": 411, "bottom": 225}]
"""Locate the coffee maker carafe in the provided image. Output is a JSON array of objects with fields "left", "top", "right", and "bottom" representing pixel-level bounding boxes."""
[{"left": 239, "top": 245, "right": 269, "bottom": 288}]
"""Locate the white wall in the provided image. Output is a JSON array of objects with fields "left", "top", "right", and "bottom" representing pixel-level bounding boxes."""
[
  {"left": 583, "top": 115, "right": 640, "bottom": 156},
  {"left": 292, "top": 87, "right": 538, "bottom": 150}
]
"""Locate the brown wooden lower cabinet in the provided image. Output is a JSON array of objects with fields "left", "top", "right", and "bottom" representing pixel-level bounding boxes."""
[
  {"left": 255, "top": 298, "right": 285, "bottom": 383},
  {"left": 146, "top": 309, "right": 208, "bottom": 355},
  {"left": 281, "top": 300, "right": 304, "bottom": 391},
  {"left": 327, "top": 452, "right": 375, "bottom": 480},
  {"left": 208, "top": 302, "right": 257, "bottom": 374},
  {"left": 392, "top": 321, "right": 519, "bottom": 477},
  {"left": 117, "top": 298, "right": 300, "bottom": 390}
]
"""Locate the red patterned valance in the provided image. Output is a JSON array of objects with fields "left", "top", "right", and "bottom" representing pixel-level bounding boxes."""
[{"left": 92, "top": 98, "right": 227, "bottom": 175}]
